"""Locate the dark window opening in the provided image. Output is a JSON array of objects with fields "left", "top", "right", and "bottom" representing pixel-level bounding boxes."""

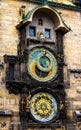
[
  {"left": 45, "top": 29, "right": 51, "bottom": 39},
  {"left": 29, "top": 26, "right": 36, "bottom": 36},
  {"left": 9, "top": 64, "right": 14, "bottom": 80}
]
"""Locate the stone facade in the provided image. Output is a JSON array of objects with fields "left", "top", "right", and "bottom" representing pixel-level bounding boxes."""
[{"left": 0, "top": 0, "right": 81, "bottom": 129}]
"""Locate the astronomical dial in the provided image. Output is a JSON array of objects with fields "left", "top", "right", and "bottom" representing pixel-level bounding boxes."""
[
  {"left": 30, "top": 92, "right": 58, "bottom": 122},
  {"left": 27, "top": 48, "right": 58, "bottom": 82}
]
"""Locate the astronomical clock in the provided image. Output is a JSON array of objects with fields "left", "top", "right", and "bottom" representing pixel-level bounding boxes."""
[
  {"left": 27, "top": 47, "right": 58, "bottom": 82},
  {"left": 4, "top": 3, "right": 70, "bottom": 130}
]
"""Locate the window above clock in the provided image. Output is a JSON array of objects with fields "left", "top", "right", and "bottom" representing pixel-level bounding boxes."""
[
  {"left": 45, "top": 29, "right": 51, "bottom": 39},
  {"left": 29, "top": 26, "right": 36, "bottom": 37}
]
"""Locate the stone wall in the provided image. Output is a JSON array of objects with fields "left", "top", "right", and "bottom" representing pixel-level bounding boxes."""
[
  {"left": 0, "top": 0, "right": 81, "bottom": 128},
  {"left": 0, "top": 0, "right": 36, "bottom": 110},
  {"left": 59, "top": 8, "right": 81, "bottom": 111}
]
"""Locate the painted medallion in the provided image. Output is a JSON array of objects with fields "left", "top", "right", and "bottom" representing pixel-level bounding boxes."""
[{"left": 30, "top": 92, "right": 58, "bottom": 122}]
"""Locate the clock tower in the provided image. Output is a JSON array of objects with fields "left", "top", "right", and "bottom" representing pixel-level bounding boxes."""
[{"left": 4, "top": 2, "right": 70, "bottom": 130}]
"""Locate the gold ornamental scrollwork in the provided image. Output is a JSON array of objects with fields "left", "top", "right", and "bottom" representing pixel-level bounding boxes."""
[{"left": 26, "top": 94, "right": 31, "bottom": 112}]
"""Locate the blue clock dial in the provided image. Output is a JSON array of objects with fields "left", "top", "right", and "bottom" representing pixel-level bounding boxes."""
[{"left": 27, "top": 48, "right": 58, "bottom": 82}]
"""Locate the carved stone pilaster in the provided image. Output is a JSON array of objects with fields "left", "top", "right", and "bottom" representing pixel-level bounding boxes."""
[{"left": 56, "top": 31, "right": 64, "bottom": 84}]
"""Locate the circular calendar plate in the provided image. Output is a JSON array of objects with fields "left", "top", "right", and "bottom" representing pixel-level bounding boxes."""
[{"left": 30, "top": 92, "right": 58, "bottom": 122}]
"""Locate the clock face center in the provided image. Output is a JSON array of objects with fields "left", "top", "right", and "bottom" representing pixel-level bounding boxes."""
[
  {"left": 39, "top": 56, "right": 50, "bottom": 69},
  {"left": 37, "top": 54, "right": 53, "bottom": 72},
  {"left": 40, "top": 102, "right": 47, "bottom": 111}
]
